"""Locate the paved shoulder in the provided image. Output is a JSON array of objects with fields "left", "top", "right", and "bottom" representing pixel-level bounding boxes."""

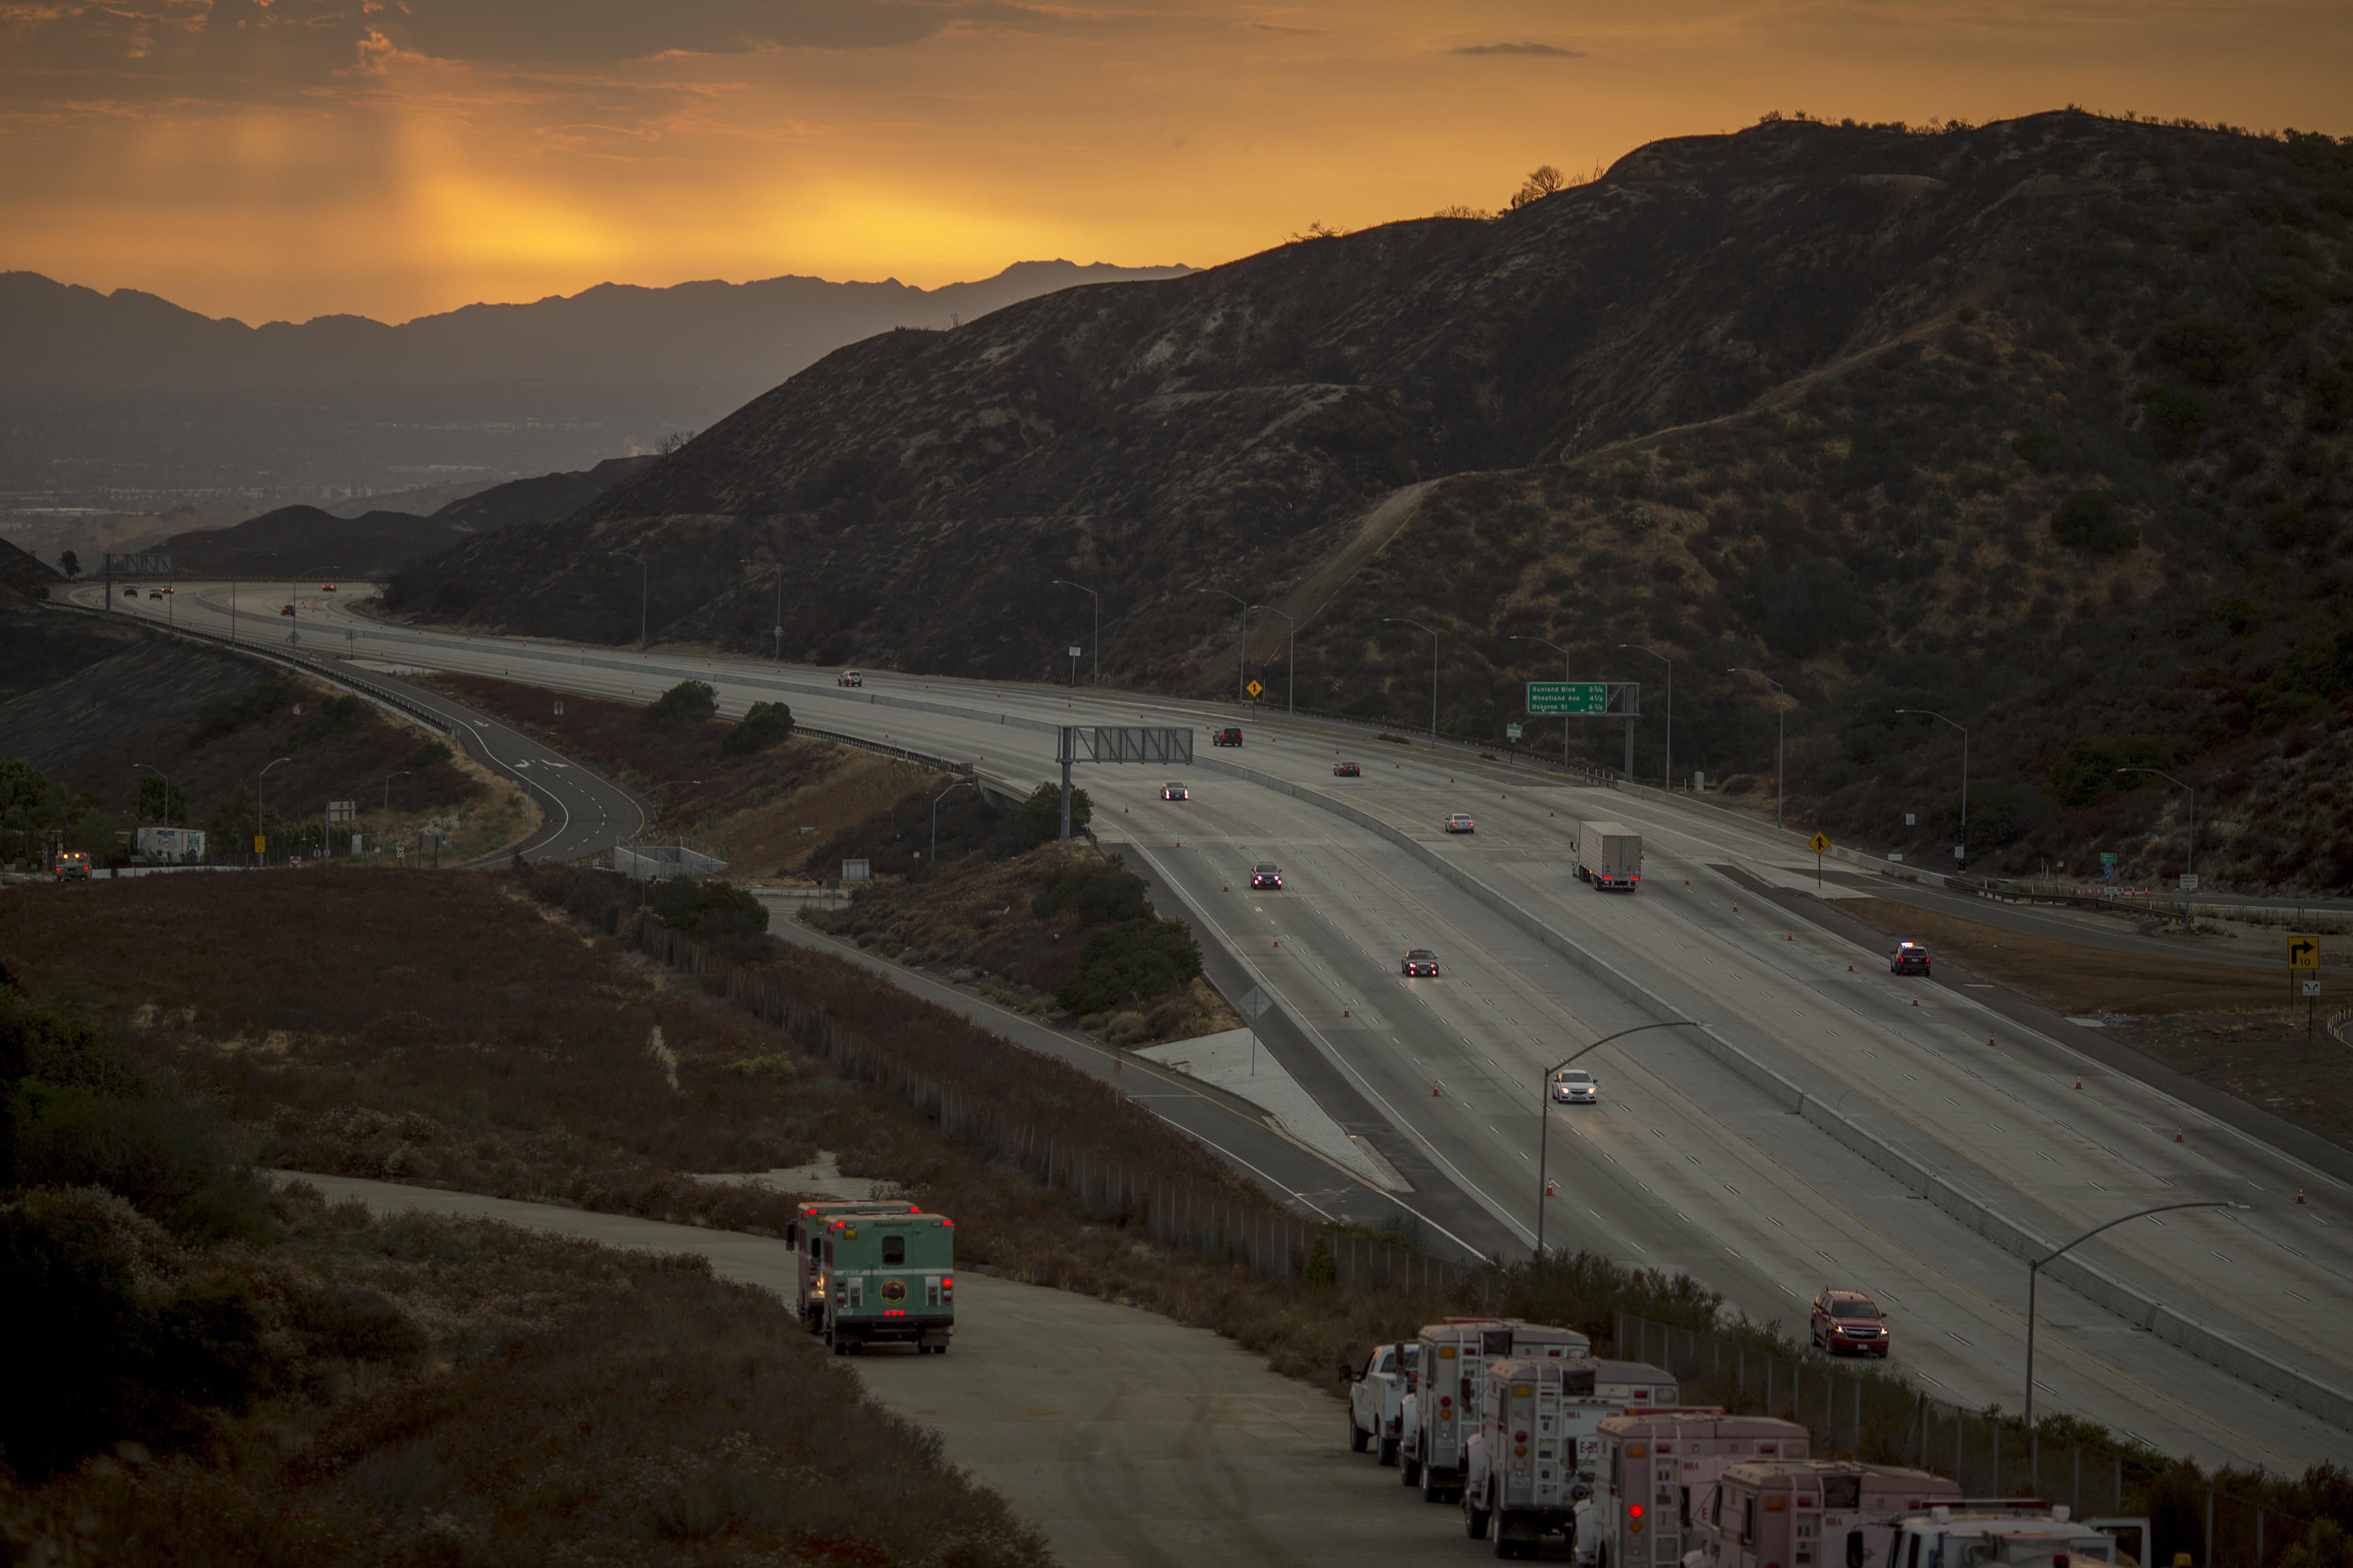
[{"left": 279, "top": 1171, "right": 1472, "bottom": 1568}]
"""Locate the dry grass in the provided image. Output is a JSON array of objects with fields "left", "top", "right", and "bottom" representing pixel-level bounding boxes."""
[{"left": 0, "top": 1182, "right": 1047, "bottom": 1567}]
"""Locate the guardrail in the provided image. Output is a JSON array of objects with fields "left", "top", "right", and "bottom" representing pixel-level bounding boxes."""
[
  {"left": 2330, "top": 1007, "right": 2352, "bottom": 1048},
  {"left": 793, "top": 724, "right": 972, "bottom": 776}
]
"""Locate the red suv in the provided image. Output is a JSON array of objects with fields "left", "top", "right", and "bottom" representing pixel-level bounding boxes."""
[{"left": 1810, "top": 1289, "right": 1890, "bottom": 1357}]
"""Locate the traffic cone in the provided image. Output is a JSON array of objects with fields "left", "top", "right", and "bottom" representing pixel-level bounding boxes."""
[
  {"left": 1546, "top": 1181, "right": 1557, "bottom": 1196},
  {"left": 1732, "top": 905, "right": 1739, "bottom": 914},
  {"left": 1273, "top": 941, "right": 1280, "bottom": 948},
  {"left": 2075, "top": 1079, "right": 2082, "bottom": 1089},
  {"left": 1912, "top": 998, "right": 1919, "bottom": 1007},
  {"left": 2297, "top": 1188, "right": 2306, "bottom": 1204},
  {"left": 2176, "top": 1129, "right": 2184, "bottom": 1142},
  {"left": 1848, "top": 964, "right": 1854, "bottom": 972},
  {"left": 1344, "top": 1010, "right": 1351, "bottom": 1017},
  {"left": 1433, "top": 1082, "right": 1442, "bottom": 1097},
  {"left": 1223, "top": 884, "right": 1229, "bottom": 891},
  {"left": 1786, "top": 933, "right": 1794, "bottom": 942}
]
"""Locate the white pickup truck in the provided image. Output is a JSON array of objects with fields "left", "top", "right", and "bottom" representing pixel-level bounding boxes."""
[{"left": 1345, "top": 1340, "right": 1420, "bottom": 1465}]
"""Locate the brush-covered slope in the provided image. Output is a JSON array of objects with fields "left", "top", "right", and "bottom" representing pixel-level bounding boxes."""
[{"left": 392, "top": 110, "right": 2353, "bottom": 888}]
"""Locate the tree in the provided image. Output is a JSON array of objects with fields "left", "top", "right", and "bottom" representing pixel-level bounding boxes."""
[
  {"left": 58, "top": 550, "right": 81, "bottom": 580},
  {"left": 719, "top": 701, "right": 794, "bottom": 758},
  {"left": 138, "top": 775, "right": 190, "bottom": 827},
  {"left": 639, "top": 679, "right": 718, "bottom": 733},
  {"left": 1507, "top": 164, "right": 1569, "bottom": 210}
]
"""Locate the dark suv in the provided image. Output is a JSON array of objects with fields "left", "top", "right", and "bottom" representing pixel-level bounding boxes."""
[
  {"left": 1889, "top": 941, "right": 1931, "bottom": 977},
  {"left": 1250, "top": 863, "right": 1283, "bottom": 890},
  {"left": 1810, "top": 1289, "right": 1890, "bottom": 1357},
  {"left": 1213, "top": 727, "right": 1242, "bottom": 747}
]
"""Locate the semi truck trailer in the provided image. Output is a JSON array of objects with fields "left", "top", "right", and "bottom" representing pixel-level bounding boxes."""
[{"left": 1577, "top": 821, "right": 1642, "bottom": 891}]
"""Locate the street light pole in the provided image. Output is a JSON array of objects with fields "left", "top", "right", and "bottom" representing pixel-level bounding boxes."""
[
  {"left": 1385, "top": 618, "right": 1439, "bottom": 740},
  {"left": 931, "top": 776, "right": 979, "bottom": 862},
  {"left": 1727, "top": 668, "right": 1788, "bottom": 830},
  {"left": 131, "top": 763, "right": 173, "bottom": 828},
  {"left": 1536, "top": 1022, "right": 1702, "bottom": 1257},
  {"left": 1052, "top": 580, "right": 1101, "bottom": 688},
  {"left": 1250, "top": 604, "right": 1296, "bottom": 716},
  {"left": 1896, "top": 709, "right": 1971, "bottom": 871},
  {"left": 2023, "top": 1200, "right": 2245, "bottom": 1473},
  {"left": 382, "top": 769, "right": 410, "bottom": 864},
  {"left": 611, "top": 550, "right": 649, "bottom": 648},
  {"left": 1509, "top": 635, "right": 1572, "bottom": 768},
  {"left": 257, "top": 755, "right": 290, "bottom": 867},
  {"left": 741, "top": 559, "right": 785, "bottom": 664},
  {"left": 1622, "top": 645, "right": 1673, "bottom": 791},
  {"left": 1199, "top": 589, "right": 1249, "bottom": 704},
  {"left": 2116, "top": 768, "right": 2196, "bottom": 881},
  {"left": 226, "top": 550, "right": 280, "bottom": 647}
]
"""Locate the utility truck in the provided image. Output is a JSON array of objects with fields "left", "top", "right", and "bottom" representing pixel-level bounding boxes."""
[
  {"left": 808, "top": 1207, "right": 956, "bottom": 1354},
  {"left": 133, "top": 827, "right": 206, "bottom": 864},
  {"left": 1581, "top": 1411, "right": 1810, "bottom": 1568},
  {"left": 1402, "top": 1319, "right": 1593, "bottom": 1502},
  {"left": 1698, "top": 1460, "right": 1964, "bottom": 1568},
  {"left": 787, "top": 1199, "right": 920, "bottom": 1333},
  {"left": 1458, "top": 1354, "right": 1602, "bottom": 1557},
  {"left": 1577, "top": 821, "right": 1642, "bottom": 891},
  {"left": 1345, "top": 1339, "right": 1421, "bottom": 1464},
  {"left": 1886, "top": 1503, "right": 2129, "bottom": 1568}
]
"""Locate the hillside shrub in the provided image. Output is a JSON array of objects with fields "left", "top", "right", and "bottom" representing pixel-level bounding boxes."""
[
  {"left": 1751, "top": 555, "right": 1877, "bottom": 659},
  {"left": 1054, "top": 919, "right": 1204, "bottom": 1014},
  {"left": 2143, "top": 313, "right": 2251, "bottom": 386},
  {"left": 2046, "top": 735, "right": 2173, "bottom": 809},
  {"left": 719, "top": 700, "right": 795, "bottom": 758},
  {"left": 647, "top": 878, "right": 773, "bottom": 962},
  {"left": 401, "top": 738, "right": 454, "bottom": 771},
  {"left": 2137, "top": 384, "right": 2213, "bottom": 458},
  {"left": 186, "top": 678, "right": 301, "bottom": 751},
  {"left": 2050, "top": 489, "right": 2139, "bottom": 554},
  {"left": 639, "top": 679, "right": 718, "bottom": 733},
  {"left": 1033, "top": 854, "right": 1153, "bottom": 927},
  {"left": 994, "top": 783, "right": 1090, "bottom": 858}
]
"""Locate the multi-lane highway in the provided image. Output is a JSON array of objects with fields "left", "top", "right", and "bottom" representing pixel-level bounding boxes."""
[{"left": 90, "top": 579, "right": 2353, "bottom": 1470}]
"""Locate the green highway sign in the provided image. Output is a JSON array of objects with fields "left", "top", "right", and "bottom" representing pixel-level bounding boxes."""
[
  {"left": 2100, "top": 852, "right": 2119, "bottom": 865},
  {"left": 1527, "top": 681, "right": 1611, "bottom": 715},
  {"left": 1506, "top": 724, "right": 1524, "bottom": 742}
]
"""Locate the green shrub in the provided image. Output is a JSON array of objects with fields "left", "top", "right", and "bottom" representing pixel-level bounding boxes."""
[
  {"left": 186, "top": 678, "right": 302, "bottom": 751},
  {"left": 2049, "top": 489, "right": 2139, "bottom": 554},
  {"left": 2142, "top": 313, "right": 2251, "bottom": 386},
  {"left": 1054, "top": 919, "right": 1203, "bottom": 1014},
  {"left": 994, "top": 784, "right": 1091, "bottom": 857},
  {"left": 2046, "top": 735, "right": 2173, "bottom": 810},
  {"left": 719, "top": 700, "right": 795, "bottom": 758},
  {"left": 1033, "top": 855, "right": 1152, "bottom": 927},
  {"left": 727, "top": 1055, "right": 797, "bottom": 1079},
  {"left": 639, "top": 679, "right": 719, "bottom": 733},
  {"left": 402, "top": 738, "right": 454, "bottom": 771},
  {"left": 647, "top": 878, "right": 772, "bottom": 962},
  {"left": 1749, "top": 555, "right": 1877, "bottom": 659},
  {"left": 15, "top": 1085, "right": 270, "bottom": 1241},
  {"left": 2137, "top": 384, "right": 2213, "bottom": 458}
]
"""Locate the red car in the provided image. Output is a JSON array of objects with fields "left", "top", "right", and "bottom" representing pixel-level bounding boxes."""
[{"left": 1810, "top": 1289, "right": 1890, "bottom": 1357}]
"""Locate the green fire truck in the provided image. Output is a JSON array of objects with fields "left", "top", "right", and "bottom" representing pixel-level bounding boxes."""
[
  {"left": 787, "top": 1200, "right": 918, "bottom": 1332},
  {"left": 811, "top": 1208, "right": 957, "bottom": 1355}
]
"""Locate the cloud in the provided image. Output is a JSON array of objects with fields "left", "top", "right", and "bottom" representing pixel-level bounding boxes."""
[{"left": 1452, "top": 41, "right": 1582, "bottom": 56}]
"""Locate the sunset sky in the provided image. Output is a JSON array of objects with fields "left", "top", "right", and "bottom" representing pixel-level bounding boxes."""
[{"left": 5, "top": 0, "right": 2348, "bottom": 327}]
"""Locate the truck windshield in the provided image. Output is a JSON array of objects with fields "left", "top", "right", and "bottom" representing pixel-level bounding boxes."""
[{"left": 1833, "top": 1301, "right": 1880, "bottom": 1317}]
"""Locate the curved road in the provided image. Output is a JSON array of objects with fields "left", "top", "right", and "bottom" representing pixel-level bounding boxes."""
[{"left": 95, "top": 580, "right": 2353, "bottom": 1469}]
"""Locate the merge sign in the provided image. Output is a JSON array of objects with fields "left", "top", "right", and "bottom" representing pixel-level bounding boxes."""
[{"left": 1527, "top": 682, "right": 1609, "bottom": 715}]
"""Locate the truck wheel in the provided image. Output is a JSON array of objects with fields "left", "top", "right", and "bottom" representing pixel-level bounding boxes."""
[
  {"left": 1490, "top": 1508, "right": 1519, "bottom": 1558},
  {"left": 1349, "top": 1415, "right": 1369, "bottom": 1454},
  {"left": 1423, "top": 1461, "right": 1448, "bottom": 1503},
  {"left": 1466, "top": 1485, "right": 1493, "bottom": 1540},
  {"left": 1401, "top": 1453, "right": 1421, "bottom": 1487},
  {"left": 1378, "top": 1436, "right": 1399, "bottom": 1467},
  {"left": 832, "top": 1337, "right": 848, "bottom": 1356}
]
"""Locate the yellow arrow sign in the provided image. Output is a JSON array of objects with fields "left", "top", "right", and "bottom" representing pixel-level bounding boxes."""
[
  {"left": 1246, "top": 680, "right": 1263, "bottom": 697},
  {"left": 1807, "top": 832, "right": 1831, "bottom": 855},
  {"left": 2290, "top": 938, "right": 2321, "bottom": 969}
]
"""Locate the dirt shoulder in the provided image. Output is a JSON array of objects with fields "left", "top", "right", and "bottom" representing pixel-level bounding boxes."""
[{"left": 1843, "top": 897, "right": 2353, "bottom": 1153}]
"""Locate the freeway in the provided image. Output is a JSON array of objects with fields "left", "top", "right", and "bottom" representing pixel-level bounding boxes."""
[
  {"left": 72, "top": 584, "right": 647, "bottom": 865},
  {"left": 111, "top": 580, "right": 2353, "bottom": 1469}
]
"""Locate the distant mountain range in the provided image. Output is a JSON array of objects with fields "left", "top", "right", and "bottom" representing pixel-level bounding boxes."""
[{"left": 0, "top": 260, "right": 1192, "bottom": 503}]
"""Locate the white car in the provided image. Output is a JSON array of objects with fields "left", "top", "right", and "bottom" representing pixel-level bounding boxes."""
[
  {"left": 1443, "top": 813, "right": 1476, "bottom": 833},
  {"left": 1551, "top": 1068, "right": 1598, "bottom": 1104}
]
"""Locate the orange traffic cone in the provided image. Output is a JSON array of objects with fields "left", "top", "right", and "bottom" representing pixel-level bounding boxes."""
[
  {"left": 2297, "top": 1188, "right": 2306, "bottom": 1204},
  {"left": 1546, "top": 1181, "right": 1557, "bottom": 1196},
  {"left": 1432, "top": 1082, "right": 1442, "bottom": 1098},
  {"left": 2075, "top": 1079, "right": 2083, "bottom": 1089},
  {"left": 1848, "top": 964, "right": 1854, "bottom": 972},
  {"left": 2176, "top": 1129, "right": 2184, "bottom": 1142},
  {"left": 1912, "top": 998, "right": 1919, "bottom": 1007},
  {"left": 1786, "top": 933, "right": 1794, "bottom": 942},
  {"left": 1344, "top": 1010, "right": 1351, "bottom": 1017},
  {"left": 1273, "top": 940, "right": 1281, "bottom": 948}
]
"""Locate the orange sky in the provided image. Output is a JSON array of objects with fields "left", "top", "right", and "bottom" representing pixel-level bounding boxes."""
[{"left": 5, "top": 0, "right": 2348, "bottom": 325}]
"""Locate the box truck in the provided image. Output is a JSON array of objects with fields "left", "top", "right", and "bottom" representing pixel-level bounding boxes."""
[{"left": 1577, "top": 821, "right": 1642, "bottom": 891}]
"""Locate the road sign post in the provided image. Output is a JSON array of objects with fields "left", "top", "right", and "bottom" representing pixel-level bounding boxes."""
[
  {"left": 1525, "top": 682, "right": 1639, "bottom": 778},
  {"left": 1238, "top": 984, "right": 1273, "bottom": 1076},
  {"left": 2290, "top": 936, "right": 2320, "bottom": 1015},
  {"left": 1808, "top": 831, "right": 1831, "bottom": 888}
]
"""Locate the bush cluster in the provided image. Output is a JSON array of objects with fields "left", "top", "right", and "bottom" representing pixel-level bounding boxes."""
[
  {"left": 637, "top": 678, "right": 718, "bottom": 733},
  {"left": 719, "top": 699, "right": 794, "bottom": 757},
  {"left": 1055, "top": 919, "right": 1205, "bottom": 1014}
]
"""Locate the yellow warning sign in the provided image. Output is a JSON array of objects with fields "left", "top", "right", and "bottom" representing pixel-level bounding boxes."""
[
  {"left": 2289, "top": 938, "right": 2321, "bottom": 969},
  {"left": 1246, "top": 680, "right": 1263, "bottom": 697},
  {"left": 1807, "top": 832, "right": 1831, "bottom": 855}
]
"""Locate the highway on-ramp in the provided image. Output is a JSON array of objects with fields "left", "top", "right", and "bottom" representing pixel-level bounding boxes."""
[{"left": 122, "top": 582, "right": 2353, "bottom": 1470}]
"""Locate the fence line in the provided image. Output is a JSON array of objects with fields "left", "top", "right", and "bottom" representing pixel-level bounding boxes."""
[
  {"left": 1615, "top": 1313, "right": 2313, "bottom": 1568},
  {"left": 632, "top": 918, "right": 1497, "bottom": 1303}
]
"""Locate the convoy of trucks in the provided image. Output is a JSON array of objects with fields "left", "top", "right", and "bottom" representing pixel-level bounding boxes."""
[
  {"left": 1341, "top": 1324, "right": 2128, "bottom": 1568},
  {"left": 1576, "top": 821, "right": 1643, "bottom": 891}
]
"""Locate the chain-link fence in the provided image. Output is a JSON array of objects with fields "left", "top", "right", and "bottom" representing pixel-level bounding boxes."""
[{"left": 1614, "top": 1313, "right": 2320, "bottom": 1568}]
